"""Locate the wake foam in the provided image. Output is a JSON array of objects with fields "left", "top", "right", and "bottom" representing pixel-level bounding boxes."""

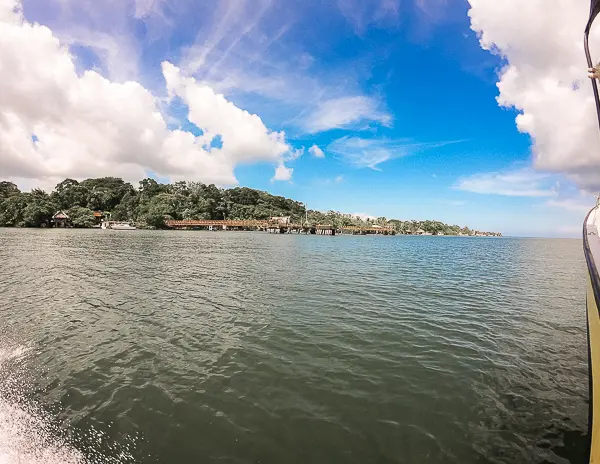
[
  {"left": 0, "top": 345, "right": 82, "bottom": 464},
  {"left": 0, "top": 345, "right": 135, "bottom": 464}
]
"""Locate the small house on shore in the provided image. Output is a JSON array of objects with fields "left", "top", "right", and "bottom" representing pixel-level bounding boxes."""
[
  {"left": 52, "top": 211, "right": 70, "bottom": 228},
  {"left": 93, "top": 210, "right": 104, "bottom": 225}
]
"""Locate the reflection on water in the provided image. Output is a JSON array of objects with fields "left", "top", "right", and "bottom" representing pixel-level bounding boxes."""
[{"left": 0, "top": 229, "right": 589, "bottom": 463}]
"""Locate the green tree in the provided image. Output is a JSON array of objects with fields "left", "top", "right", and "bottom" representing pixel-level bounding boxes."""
[
  {"left": 53, "top": 178, "right": 88, "bottom": 209},
  {"left": 0, "top": 181, "right": 20, "bottom": 200},
  {"left": 112, "top": 191, "right": 138, "bottom": 221},
  {"left": 137, "top": 193, "right": 178, "bottom": 228},
  {"left": 138, "top": 178, "right": 165, "bottom": 199},
  {"left": 22, "top": 191, "right": 55, "bottom": 227},
  {"left": 68, "top": 206, "right": 96, "bottom": 228},
  {"left": 0, "top": 176, "right": 499, "bottom": 234},
  {"left": 0, "top": 193, "right": 28, "bottom": 226},
  {"left": 376, "top": 217, "right": 388, "bottom": 226},
  {"left": 81, "top": 177, "right": 134, "bottom": 211}
]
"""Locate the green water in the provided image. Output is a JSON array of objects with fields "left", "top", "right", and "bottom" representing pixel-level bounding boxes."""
[{"left": 0, "top": 229, "right": 590, "bottom": 463}]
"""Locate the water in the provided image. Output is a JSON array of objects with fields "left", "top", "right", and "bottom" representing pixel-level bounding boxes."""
[{"left": 0, "top": 228, "right": 590, "bottom": 464}]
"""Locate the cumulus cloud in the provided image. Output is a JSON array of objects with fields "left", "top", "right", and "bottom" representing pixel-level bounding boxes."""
[
  {"left": 0, "top": 0, "right": 292, "bottom": 188},
  {"left": 455, "top": 168, "right": 558, "bottom": 197},
  {"left": 309, "top": 144, "right": 325, "bottom": 158},
  {"left": 162, "top": 62, "right": 289, "bottom": 163},
  {"left": 468, "top": 0, "right": 600, "bottom": 190},
  {"left": 272, "top": 163, "right": 293, "bottom": 182}
]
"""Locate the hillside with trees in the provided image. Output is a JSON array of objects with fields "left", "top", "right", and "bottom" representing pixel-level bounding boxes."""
[{"left": 0, "top": 178, "right": 501, "bottom": 236}]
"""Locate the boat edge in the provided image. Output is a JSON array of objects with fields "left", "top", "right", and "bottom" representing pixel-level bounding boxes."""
[{"left": 584, "top": 205, "right": 600, "bottom": 463}]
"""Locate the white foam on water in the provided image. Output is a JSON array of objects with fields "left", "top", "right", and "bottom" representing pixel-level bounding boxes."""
[
  {"left": 0, "top": 399, "right": 85, "bottom": 464},
  {"left": 0, "top": 345, "right": 84, "bottom": 464},
  {"left": 0, "top": 347, "right": 31, "bottom": 364},
  {"left": 0, "top": 343, "right": 138, "bottom": 464}
]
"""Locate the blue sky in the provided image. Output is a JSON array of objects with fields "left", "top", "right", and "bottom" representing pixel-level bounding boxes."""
[{"left": 3, "top": 0, "right": 599, "bottom": 237}]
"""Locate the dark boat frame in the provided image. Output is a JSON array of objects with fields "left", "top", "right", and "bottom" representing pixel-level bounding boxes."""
[
  {"left": 586, "top": 0, "right": 600, "bottom": 131},
  {"left": 585, "top": 2, "right": 600, "bottom": 462}
]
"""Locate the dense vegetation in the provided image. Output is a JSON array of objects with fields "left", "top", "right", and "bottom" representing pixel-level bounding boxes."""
[{"left": 0, "top": 178, "right": 500, "bottom": 235}]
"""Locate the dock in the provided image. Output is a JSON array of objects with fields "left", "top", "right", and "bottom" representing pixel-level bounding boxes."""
[{"left": 164, "top": 220, "right": 395, "bottom": 235}]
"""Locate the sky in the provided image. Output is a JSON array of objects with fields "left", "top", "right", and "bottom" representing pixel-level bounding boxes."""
[{"left": 0, "top": 0, "right": 599, "bottom": 237}]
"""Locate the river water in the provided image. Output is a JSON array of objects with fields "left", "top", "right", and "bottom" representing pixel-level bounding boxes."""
[{"left": 0, "top": 228, "right": 590, "bottom": 463}]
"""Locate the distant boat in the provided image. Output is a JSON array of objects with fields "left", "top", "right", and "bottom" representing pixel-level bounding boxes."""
[
  {"left": 111, "top": 222, "right": 136, "bottom": 230},
  {"left": 101, "top": 221, "right": 136, "bottom": 230}
]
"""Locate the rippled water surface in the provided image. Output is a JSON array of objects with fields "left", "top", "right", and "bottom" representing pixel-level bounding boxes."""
[{"left": 0, "top": 228, "right": 590, "bottom": 463}]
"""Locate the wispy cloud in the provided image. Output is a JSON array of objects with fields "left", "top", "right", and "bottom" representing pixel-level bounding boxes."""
[
  {"left": 314, "top": 175, "right": 345, "bottom": 186},
  {"left": 302, "top": 96, "right": 391, "bottom": 134},
  {"left": 285, "top": 147, "right": 304, "bottom": 162},
  {"left": 133, "top": 0, "right": 167, "bottom": 19},
  {"left": 25, "top": 0, "right": 143, "bottom": 81},
  {"left": 545, "top": 196, "right": 596, "bottom": 213},
  {"left": 181, "top": 0, "right": 276, "bottom": 76},
  {"left": 415, "top": 0, "right": 450, "bottom": 25},
  {"left": 175, "top": 0, "right": 394, "bottom": 134},
  {"left": 337, "top": 0, "right": 400, "bottom": 35},
  {"left": 32, "top": 0, "right": 398, "bottom": 135},
  {"left": 454, "top": 168, "right": 558, "bottom": 197},
  {"left": 328, "top": 137, "right": 463, "bottom": 169}
]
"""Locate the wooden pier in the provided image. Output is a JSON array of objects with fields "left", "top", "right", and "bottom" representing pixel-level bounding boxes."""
[
  {"left": 340, "top": 226, "right": 395, "bottom": 235},
  {"left": 164, "top": 219, "right": 394, "bottom": 235},
  {"left": 165, "top": 220, "right": 268, "bottom": 230}
]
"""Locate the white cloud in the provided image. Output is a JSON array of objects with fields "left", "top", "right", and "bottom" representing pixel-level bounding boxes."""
[
  {"left": 176, "top": 0, "right": 394, "bottom": 134},
  {"left": 303, "top": 96, "right": 391, "bottom": 133},
  {"left": 455, "top": 168, "right": 558, "bottom": 197},
  {"left": 285, "top": 147, "right": 304, "bottom": 161},
  {"left": 328, "top": 136, "right": 461, "bottom": 169},
  {"left": 272, "top": 163, "right": 293, "bottom": 182},
  {"left": 314, "top": 175, "right": 344, "bottom": 186},
  {"left": 468, "top": 0, "right": 600, "bottom": 190},
  {"left": 328, "top": 137, "right": 403, "bottom": 169},
  {"left": 545, "top": 195, "right": 596, "bottom": 213},
  {"left": 309, "top": 144, "right": 325, "bottom": 158},
  {"left": 0, "top": 1, "right": 292, "bottom": 188},
  {"left": 162, "top": 62, "right": 289, "bottom": 164},
  {"left": 133, "top": 0, "right": 166, "bottom": 19},
  {"left": 22, "top": 0, "right": 144, "bottom": 82}
]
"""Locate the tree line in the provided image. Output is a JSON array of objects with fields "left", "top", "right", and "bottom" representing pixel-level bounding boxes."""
[{"left": 0, "top": 178, "right": 501, "bottom": 236}]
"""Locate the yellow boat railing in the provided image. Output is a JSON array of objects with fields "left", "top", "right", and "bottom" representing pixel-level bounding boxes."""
[{"left": 584, "top": 205, "right": 600, "bottom": 463}]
